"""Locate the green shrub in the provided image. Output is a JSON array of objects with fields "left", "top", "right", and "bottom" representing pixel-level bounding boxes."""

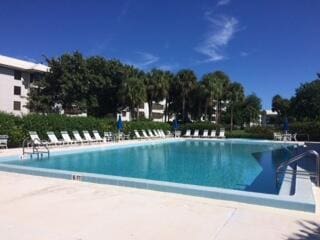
[
  {"left": 290, "top": 122, "right": 320, "bottom": 141},
  {"left": 226, "top": 127, "right": 273, "bottom": 140},
  {"left": 0, "top": 112, "right": 171, "bottom": 148}
]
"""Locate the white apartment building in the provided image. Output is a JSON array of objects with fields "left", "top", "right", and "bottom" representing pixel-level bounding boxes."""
[
  {"left": 0, "top": 55, "right": 49, "bottom": 116},
  {"left": 117, "top": 99, "right": 173, "bottom": 122}
]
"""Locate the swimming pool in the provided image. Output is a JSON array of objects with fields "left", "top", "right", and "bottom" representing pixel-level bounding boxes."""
[
  {"left": 0, "top": 139, "right": 316, "bottom": 212},
  {"left": 3, "top": 140, "right": 295, "bottom": 193}
]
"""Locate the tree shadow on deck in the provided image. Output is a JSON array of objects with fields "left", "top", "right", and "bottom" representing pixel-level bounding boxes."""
[{"left": 286, "top": 221, "right": 320, "bottom": 240}]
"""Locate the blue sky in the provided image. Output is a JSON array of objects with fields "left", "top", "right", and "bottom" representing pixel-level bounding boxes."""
[{"left": 0, "top": 0, "right": 319, "bottom": 109}]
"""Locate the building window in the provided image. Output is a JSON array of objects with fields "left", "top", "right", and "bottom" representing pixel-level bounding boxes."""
[
  {"left": 122, "top": 111, "right": 126, "bottom": 117},
  {"left": 14, "top": 86, "right": 21, "bottom": 95},
  {"left": 14, "top": 70, "right": 22, "bottom": 80},
  {"left": 13, "top": 101, "right": 21, "bottom": 111},
  {"left": 152, "top": 112, "right": 163, "bottom": 119}
]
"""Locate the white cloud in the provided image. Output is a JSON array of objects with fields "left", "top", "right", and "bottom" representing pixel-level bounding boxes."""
[
  {"left": 135, "top": 51, "right": 159, "bottom": 67},
  {"left": 195, "top": 14, "right": 239, "bottom": 62},
  {"left": 125, "top": 51, "right": 159, "bottom": 69},
  {"left": 157, "top": 63, "right": 179, "bottom": 71},
  {"left": 240, "top": 51, "right": 249, "bottom": 57},
  {"left": 217, "top": 0, "right": 231, "bottom": 6}
]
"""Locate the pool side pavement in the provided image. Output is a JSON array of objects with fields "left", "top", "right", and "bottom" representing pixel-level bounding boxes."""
[{"left": 0, "top": 171, "right": 319, "bottom": 240}]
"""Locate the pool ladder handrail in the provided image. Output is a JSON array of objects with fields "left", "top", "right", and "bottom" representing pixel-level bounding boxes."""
[
  {"left": 22, "top": 137, "right": 50, "bottom": 159},
  {"left": 276, "top": 150, "right": 320, "bottom": 186}
]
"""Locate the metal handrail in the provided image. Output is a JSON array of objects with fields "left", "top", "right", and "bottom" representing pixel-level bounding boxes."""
[
  {"left": 22, "top": 138, "right": 50, "bottom": 158},
  {"left": 276, "top": 150, "right": 320, "bottom": 186}
]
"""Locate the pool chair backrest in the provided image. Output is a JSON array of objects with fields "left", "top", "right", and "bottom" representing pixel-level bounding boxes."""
[
  {"left": 219, "top": 129, "right": 225, "bottom": 137},
  {"left": 203, "top": 130, "right": 208, "bottom": 137},
  {"left": 134, "top": 130, "right": 141, "bottom": 138},
  {"left": 141, "top": 130, "right": 149, "bottom": 138},
  {"left": 93, "top": 130, "right": 103, "bottom": 140},
  {"left": 83, "top": 131, "right": 93, "bottom": 140},
  {"left": 193, "top": 130, "right": 199, "bottom": 136},
  {"left": 148, "top": 129, "right": 154, "bottom": 137},
  {"left": 29, "top": 131, "right": 41, "bottom": 144},
  {"left": 185, "top": 130, "right": 191, "bottom": 136},
  {"left": 61, "top": 131, "right": 72, "bottom": 142},
  {"left": 159, "top": 129, "right": 166, "bottom": 137},
  {"left": 73, "top": 131, "right": 83, "bottom": 141},
  {"left": 47, "top": 132, "right": 59, "bottom": 143},
  {"left": 153, "top": 129, "right": 159, "bottom": 137},
  {"left": 210, "top": 130, "right": 216, "bottom": 137}
]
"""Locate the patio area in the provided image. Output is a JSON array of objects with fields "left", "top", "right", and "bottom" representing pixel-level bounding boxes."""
[{"left": 0, "top": 171, "right": 319, "bottom": 240}]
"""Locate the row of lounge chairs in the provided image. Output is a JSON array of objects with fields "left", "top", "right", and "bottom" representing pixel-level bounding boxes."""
[
  {"left": 28, "top": 129, "right": 172, "bottom": 147},
  {"left": 134, "top": 129, "right": 170, "bottom": 139},
  {"left": 183, "top": 129, "right": 225, "bottom": 138},
  {"left": 29, "top": 130, "right": 106, "bottom": 146}
]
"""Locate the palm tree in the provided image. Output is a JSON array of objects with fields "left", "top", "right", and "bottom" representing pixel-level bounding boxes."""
[
  {"left": 119, "top": 76, "right": 146, "bottom": 120},
  {"left": 174, "top": 70, "right": 197, "bottom": 122},
  {"left": 145, "top": 69, "right": 170, "bottom": 120},
  {"left": 203, "top": 71, "right": 230, "bottom": 123},
  {"left": 227, "top": 82, "right": 245, "bottom": 131}
]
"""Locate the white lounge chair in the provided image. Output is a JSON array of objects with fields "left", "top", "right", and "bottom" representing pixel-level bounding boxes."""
[
  {"left": 83, "top": 131, "right": 99, "bottom": 143},
  {"left": 148, "top": 129, "right": 157, "bottom": 138},
  {"left": 134, "top": 130, "right": 143, "bottom": 139},
  {"left": 158, "top": 129, "right": 166, "bottom": 138},
  {"left": 166, "top": 130, "right": 174, "bottom": 137},
  {"left": 61, "top": 131, "right": 78, "bottom": 144},
  {"left": 273, "top": 132, "right": 282, "bottom": 141},
  {"left": 202, "top": 130, "right": 208, "bottom": 138},
  {"left": 218, "top": 129, "right": 225, "bottom": 138},
  {"left": 159, "top": 129, "right": 172, "bottom": 138},
  {"left": 0, "top": 135, "right": 8, "bottom": 149},
  {"left": 47, "top": 131, "right": 65, "bottom": 145},
  {"left": 72, "top": 131, "right": 89, "bottom": 144},
  {"left": 141, "top": 130, "right": 150, "bottom": 138},
  {"left": 104, "top": 132, "right": 113, "bottom": 141},
  {"left": 209, "top": 130, "right": 216, "bottom": 138},
  {"left": 92, "top": 130, "right": 104, "bottom": 142},
  {"left": 184, "top": 129, "right": 191, "bottom": 137},
  {"left": 192, "top": 130, "right": 199, "bottom": 138},
  {"left": 29, "top": 131, "right": 50, "bottom": 146},
  {"left": 152, "top": 129, "right": 161, "bottom": 138}
]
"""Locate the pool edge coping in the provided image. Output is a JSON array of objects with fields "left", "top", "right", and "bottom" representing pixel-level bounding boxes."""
[{"left": 0, "top": 138, "right": 315, "bottom": 212}]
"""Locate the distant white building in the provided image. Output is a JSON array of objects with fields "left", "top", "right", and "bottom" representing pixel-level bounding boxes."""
[
  {"left": 117, "top": 99, "right": 173, "bottom": 122},
  {"left": 261, "top": 109, "right": 278, "bottom": 126},
  {"left": 0, "top": 55, "right": 49, "bottom": 116}
]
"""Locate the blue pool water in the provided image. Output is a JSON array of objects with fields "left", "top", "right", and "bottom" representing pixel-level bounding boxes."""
[{"left": 5, "top": 140, "right": 295, "bottom": 194}]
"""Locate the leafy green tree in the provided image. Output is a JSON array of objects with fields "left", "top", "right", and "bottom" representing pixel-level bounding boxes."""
[
  {"left": 173, "top": 70, "right": 197, "bottom": 122},
  {"left": 271, "top": 94, "right": 291, "bottom": 122},
  {"left": 242, "top": 94, "right": 262, "bottom": 125},
  {"left": 291, "top": 75, "right": 320, "bottom": 121},
  {"left": 28, "top": 52, "right": 89, "bottom": 114},
  {"left": 86, "top": 56, "right": 112, "bottom": 117},
  {"left": 226, "top": 82, "right": 245, "bottom": 130}
]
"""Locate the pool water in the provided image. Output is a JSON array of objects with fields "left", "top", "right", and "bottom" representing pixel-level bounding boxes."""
[{"left": 5, "top": 140, "right": 295, "bottom": 194}]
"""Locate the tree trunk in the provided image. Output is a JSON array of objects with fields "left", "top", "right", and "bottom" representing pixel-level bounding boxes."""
[
  {"left": 136, "top": 105, "right": 140, "bottom": 119},
  {"left": 148, "top": 101, "right": 153, "bottom": 120},
  {"left": 204, "top": 100, "right": 208, "bottom": 121},
  {"left": 164, "top": 98, "right": 168, "bottom": 122},
  {"left": 216, "top": 100, "right": 220, "bottom": 124},
  {"left": 230, "top": 105, "right": 234, "bottom": 131},
  {"left": 182, "top": 97, "right": 186, "bottom": 122}
]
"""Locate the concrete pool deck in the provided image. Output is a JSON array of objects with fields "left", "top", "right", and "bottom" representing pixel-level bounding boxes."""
[
  {"left": 0, "top": 171, "right": 319, "bottom": 240},
  {"left": 0, "top": 140, "right": 319, "bottom": 239}
]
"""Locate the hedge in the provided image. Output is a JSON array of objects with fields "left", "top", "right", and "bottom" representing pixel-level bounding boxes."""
[
  {"left": 0, "top": 112, "right": 170, "bottom": 148},
  {"left": 290, "top": 122, "right": 320, "bottom": 141}
]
